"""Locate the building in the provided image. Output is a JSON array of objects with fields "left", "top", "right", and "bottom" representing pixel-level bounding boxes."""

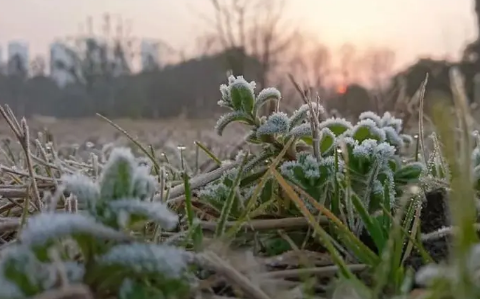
[
  {"left": 0, "top": 45, "right": 4, "bottom": 75},
  {"left": 7, "top": 41, "right": 29, "bottom": 76},
  {"left": 49, "top": 41, "right": 75, "bottom": 87},
  {"left": 140, "top": 39, "right": 160, "bottom": 71}
]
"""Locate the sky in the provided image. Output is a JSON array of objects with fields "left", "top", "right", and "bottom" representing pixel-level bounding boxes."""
[{"left": 0, "top": 0, "right": 477, "bottom": 70}]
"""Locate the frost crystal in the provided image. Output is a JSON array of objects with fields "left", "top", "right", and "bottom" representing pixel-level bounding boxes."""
[
  {"left": 381, "top": 112, "right": 403, "bottom": 132},
  {"left": 199, "top": 182, "right": 230, "bottom": 201},
  {"left": 19, "top": 213, "right": 130, "bottom": 247},
  {"left": 62, "top": 173, "right": 100, "bottom": 203},
  {"left": 353, "top": 139, "right": 396, "bottom": 166},
  {"left": 97, "top": 243, "right": 191, "bottom": 278},
  {"left": 288, "top": 123, "right": 312, "bottom": 138},
  {"left": 383, "top": 126, "right": 404, "bottom": 147},
  {"left": 289, "top": 103, "right": 326, "bottom": 127},
  {"left": 215, "top": 111, "right": 251, "bottom": 136},
  {"left": 280, "top": 153, "right": 321, "bottom": 185},
  {"left": 256, "top": 112, "right": 290, "bottom": 137},
  {"left": 228, "top": 75, "right": 256, "bottom": 93},
  {"left": 359, "top": 111, "right": 382, "bottom": 127},
  {"left": 219, "top": 83, "right": 231, "bottom": 107},
  {"left": 256, "top": 87, "right": 281, "bottom": 103},
  {"left": 107, "top": 199, "right": 179, "bottom": 230},
  {"left": 352, "top": 139, "right": 378, "bottom": 159},
  {"left": 254, "top": 87, "right": 282, "bottom": 114},
  {"left": 320, "top": 155, "right": 344, "bottom": 173}
]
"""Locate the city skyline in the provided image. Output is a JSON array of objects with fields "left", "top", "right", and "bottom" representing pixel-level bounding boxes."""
[
  {"left": 0, "top": 37, "right": 161, "bottom": 86},
  {"left": 0, "top": 0, "right": 478, "bottom": 70}
]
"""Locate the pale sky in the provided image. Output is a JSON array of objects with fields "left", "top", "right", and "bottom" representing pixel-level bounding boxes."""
[{"left": 0, "top": 0, "right": 477, "bottom": 69}]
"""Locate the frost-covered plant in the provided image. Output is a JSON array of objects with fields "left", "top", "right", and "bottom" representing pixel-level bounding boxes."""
[
  {"left": 213, "top": 77, "right": 424, "bottom": 256},
  {"left": 0, "top": 147, "right": 193, "bottom": 298},
  {"left": 280, "top": 152, "right": 341, "bottom": 201},
  {"left": 198, "top": 166, "right": 266, "bottom": 218}
]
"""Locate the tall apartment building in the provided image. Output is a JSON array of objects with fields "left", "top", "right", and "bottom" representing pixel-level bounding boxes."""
[
  {"left": 49, "top": 41, "right": 75, "bottom": 87},
  {"left": 7, "top": 41, "right": 29, "bottom": 76}
]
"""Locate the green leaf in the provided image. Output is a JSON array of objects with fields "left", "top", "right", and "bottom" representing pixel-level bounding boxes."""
[
  {"left": 99, "top": 148, "right": 136, "bottom": 201},
  {"left": 230, "top": 81, "right": 255, "bottom": 113},
  {"left": 320, "top": 128, "right": 335, "bottom": 154},
  {"left": 352, "top": 121, "right": 385, "bottom": 143},
  {"left": 216, "top": 154, "right": 249, "bottom": 237},
  {"left": 320, "top": 119, "right": 352, "bottom": 136},
  {"left": 394, "top": 162, "right": 424, "bottom": 184},
  {"left": 1, "top": 246, "right": 47, "bottom": 297},
  {"left": 215, "top": 111, "right": 253, "bottom": 136},
  {"left": 119, "top": 279, "right": 152, "bottom": 299},
  {"left": 351, "top": 193, "right": 387, "bottom": 252},
  {"left": 388, "top": 157, "right": 401, "bottom": 172},
  {"left": 254, "top": 87, "right": 281, "bottom": 116},
  {"left": 260, "top": 178, "right": 274, "bottom": 203},
  {"left": 240, "top": 168, "right": 268, "bottom": 187}
]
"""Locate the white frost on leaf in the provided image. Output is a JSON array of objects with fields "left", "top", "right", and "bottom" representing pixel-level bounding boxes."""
[
  {"left": 107, "top": 199, "right": 179, "bottom": 230},
  {"left": 218, "top": 83, "right": 231, "bottom": 107},
  {"left": 380, "top": 112, "right": 403, "bottom": 133},
  {"left": 215, "top": 111, "right": 252, "bottom": 136},
  {"left": 61, "top": 173, "right": 100, "bottom": 203},
  {"left": 289, "top": 103, "right": 326, "bottom": 127},
  {"left": 288, "top": 123, "right": 312, "bottom": 138},
  {"left": 401, "top": 134, "right": 414, "bottom": 146},
  {"left": 319, "top": 118, "right": 353, "bottom": 136},
  {"left": 359, "top": 111, "right": 382, "bottom": 127},
  {"left": 254, "top": 87, "right": 281, "bottom": 114},
  {"left": 353, "top": 139, "right": 396, "bottom": 166},
  {"left": 97, "top": 243, "right": 191, "bottom": 278},
  {"left": 19, "top": 213, "right": 131, "bottom": 247},
  {"left": 382, "top": 126, "right": 404, "bottom": 147},
  {"left": 352, "top": 119, "right": 386, "bottom": 141},
  {"left": 256, "top": 112, "right": 290, "bottom": 137},
  {"left": 228, "top": 75, "right": 256, "bottom": 92},
  {"left": 280, "top": 153, "right": 321, "bottom": 185}
]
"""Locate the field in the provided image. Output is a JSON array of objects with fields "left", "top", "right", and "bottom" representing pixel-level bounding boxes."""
[{"left": 0, "top": 74, "right": 478, "bottom": 299}]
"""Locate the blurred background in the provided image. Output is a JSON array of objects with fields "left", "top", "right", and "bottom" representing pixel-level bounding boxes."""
[{"left": 0, "top": 0, "right": 478, "bottom": 123}]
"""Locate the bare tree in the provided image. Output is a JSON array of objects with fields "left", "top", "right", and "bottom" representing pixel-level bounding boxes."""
[
  {"left": 286, "top": 37, "right": 333, "bottom": 109},
  {"left": 337, "top": 43, "right": 357, "bottom": 89},
  {"left": 361, "top": 47, "right": 395, "bottom": 89},
  {"left": 202, "top": 0, "right": 300, "bottom": 90},
  {"left": 360, "top": 47, "right": 396, "bottom": 112}
]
